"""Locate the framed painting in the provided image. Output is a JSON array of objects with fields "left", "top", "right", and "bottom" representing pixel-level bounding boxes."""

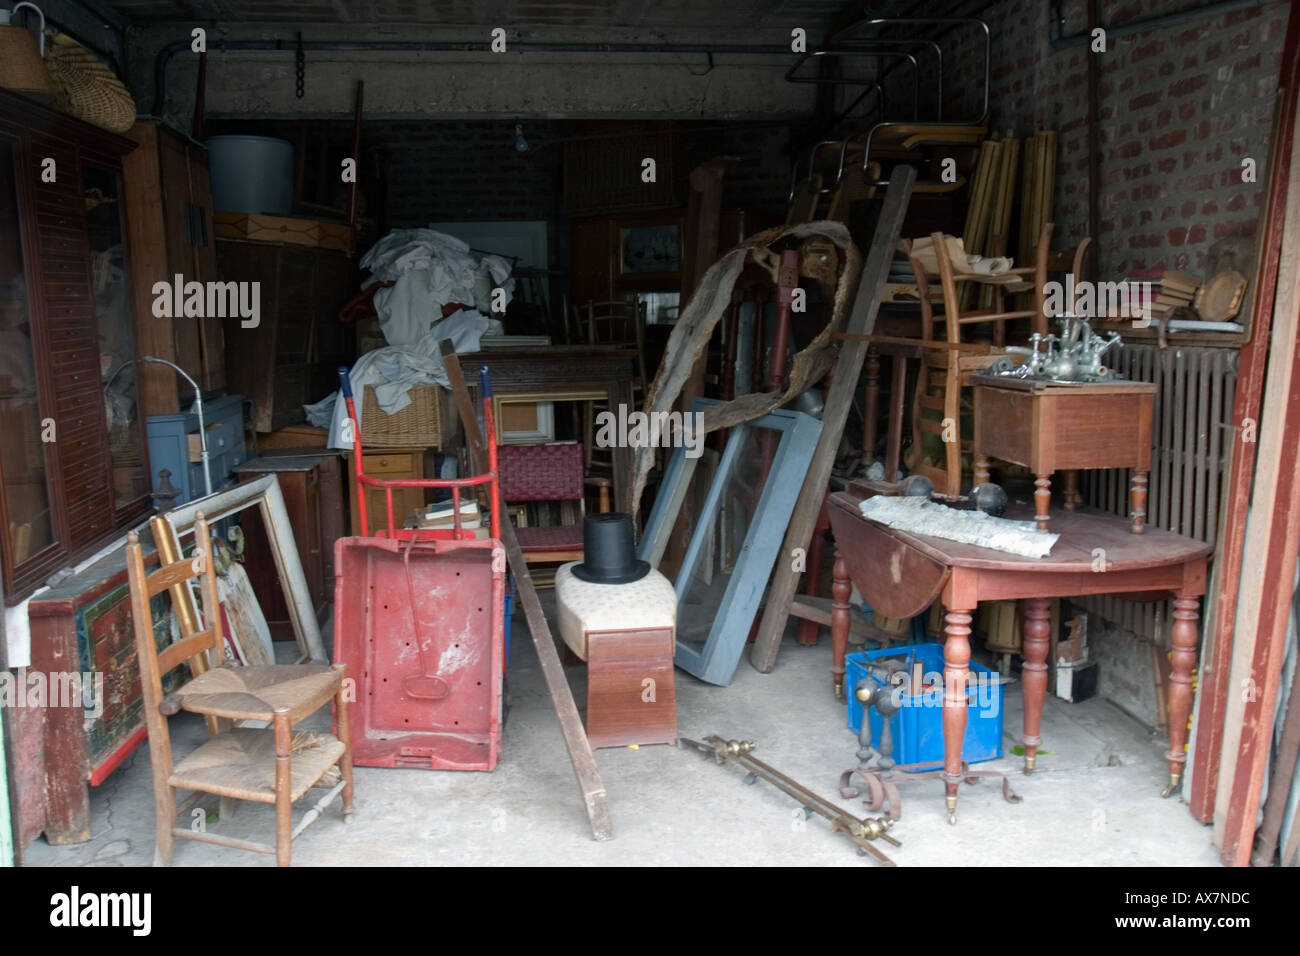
[
  {"left": 638, "top": 398, "right": 822, "bottom": 684},
  {"left": 613, "top": 209, "right": 685, "bottom": 292}
]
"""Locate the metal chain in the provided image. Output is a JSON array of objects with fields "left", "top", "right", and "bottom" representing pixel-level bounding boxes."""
[{"left": 295, "top": 32, "right": 305, "bottom": 98}]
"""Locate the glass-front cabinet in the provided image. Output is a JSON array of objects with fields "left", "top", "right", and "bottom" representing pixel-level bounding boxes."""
[{"left": 0, "top": 92, "right": 150, "bottom": 604}]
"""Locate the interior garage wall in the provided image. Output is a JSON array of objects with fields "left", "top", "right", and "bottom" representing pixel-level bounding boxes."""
[{"left": 943, "top": 0, "right": 1290, "bottom": 277}]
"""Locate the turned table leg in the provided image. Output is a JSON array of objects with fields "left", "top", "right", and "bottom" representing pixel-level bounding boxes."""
[
  {"left": 1020, "top": 596, "right": 1052, "bottom": 774},
  {"left": 1034, "top": 474, "right": 1052, "bottom": 531},
  {"left": 1063, "top": 470, "right": 1080, "bottom": 511},
  {"left": 974, "top": 455, "right": 991, "bottom": 486},
  {"left": 942, "top": 606, "right": 974, "bottom": 824},
  {"left": 797, "top": 499, "right": 831, "bottom": 646},
  {"left": 1163, "top": 595, "right": 1201, "bottom": 797},
  {"left": 1130, "top": 470, "right": 1148, "bottom": 534},
  {"left": 831, "top": 553, "right": 851, "bottom": 700}
]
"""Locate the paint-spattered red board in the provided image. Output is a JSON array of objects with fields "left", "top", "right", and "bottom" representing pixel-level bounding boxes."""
[{"left": 334, "top": 535, "right": 505, "bottom": 772}]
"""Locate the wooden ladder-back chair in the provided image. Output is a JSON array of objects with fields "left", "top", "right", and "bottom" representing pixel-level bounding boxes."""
[
  {"left": 578, "top": 296, "right": 648, "bottom": 471},
  {"left": 126, "top": 513, "right": 353, "bottom": 866},
  {"left": 907, "top": 223, "right": 1053, "bottom": 497}
]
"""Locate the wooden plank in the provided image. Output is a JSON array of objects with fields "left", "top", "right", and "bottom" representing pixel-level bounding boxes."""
[
  {"left": 121, "top": 122, "right": 179, "bottom": 416},
  {"left": 1190, "top": 6, "right": 1300, "bottom": 823},
  {"left": 1213, "top": 101, "right": 1300, "bottom": 866},
  {"left": 751, "top": 166, "right": 916, "bottom": 672},
  {"left": 440, "top": 342, "right": 613, "bottom": 841},
  {"left": 1253, "top": 654, "right": 1300, "bottom": 863}
]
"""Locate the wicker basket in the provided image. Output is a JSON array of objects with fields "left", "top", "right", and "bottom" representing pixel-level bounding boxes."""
[
  {"left": 43, "top": 31, "right": 135, "bottom": 133},
  {"left": 360, "top": 384, "right": 447, "bottom": 448}
]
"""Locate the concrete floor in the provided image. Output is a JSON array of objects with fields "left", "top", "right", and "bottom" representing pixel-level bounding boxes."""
[{"left": 24, "top": 599, "right": 1221, "bottom": 867}]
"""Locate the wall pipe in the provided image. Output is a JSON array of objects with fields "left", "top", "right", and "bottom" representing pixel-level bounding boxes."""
[{"left": 152, "top": 38, "right": 796, "bottom": 114}]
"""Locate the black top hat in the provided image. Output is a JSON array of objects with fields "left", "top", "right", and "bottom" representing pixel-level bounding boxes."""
[{"left": 570, "top": 513, "right": 651, "bottom": 585}]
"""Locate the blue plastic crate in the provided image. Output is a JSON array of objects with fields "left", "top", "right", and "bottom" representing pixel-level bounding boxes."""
[{"left": 846, "top": 643, "right": 1003, "bottom": 770}]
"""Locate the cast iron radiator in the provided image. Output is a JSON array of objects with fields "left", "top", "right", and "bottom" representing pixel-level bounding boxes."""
[{"left": 1077, "top": 343, "right": 1239, "bottom": 645}]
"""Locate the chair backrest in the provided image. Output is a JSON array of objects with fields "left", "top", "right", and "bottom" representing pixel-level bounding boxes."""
[
  {"left": 928, "top": 222, "right": 1053, "bottom": 344},
  {"left": 126, "top": 512, "right": 223, "bottom": 721},
  {"left": 497, "top": 442, "right": 585, "bottom": 503},
  {"left": 584, "top": 297, "right": 642, "bottom": 347}
]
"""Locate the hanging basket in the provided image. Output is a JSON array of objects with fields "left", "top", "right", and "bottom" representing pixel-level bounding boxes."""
[{"left": 43, "top": 30, "right": 135, "bottom": 133}]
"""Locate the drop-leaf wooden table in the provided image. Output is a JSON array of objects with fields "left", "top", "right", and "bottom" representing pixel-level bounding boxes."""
[{"left": 825, "top": 490, "right": 1211, "bottom": 822}]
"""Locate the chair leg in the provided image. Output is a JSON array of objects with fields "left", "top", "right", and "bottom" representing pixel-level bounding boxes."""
[
  {"left": 153, "top": 787, "right": 176, "bottom": 867},
  {"left": 583, "top": 402, "right": 594, "bottom": 469},
  {"left": 943, "top": 364, "right": 962, "bottom": 497},
  {"left": 334, "top": 664, "right": 356, "bottom": 824},
  {"left": 274, "top": 710, "right": 292, "bottom": 867}
]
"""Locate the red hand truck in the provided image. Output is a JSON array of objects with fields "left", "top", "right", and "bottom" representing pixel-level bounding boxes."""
[
  {"left": 334, "top": 365, "right": 508, "bottom": 771},
  {"left": 337, "top": 365, "right": 501, "bottom": 540}
]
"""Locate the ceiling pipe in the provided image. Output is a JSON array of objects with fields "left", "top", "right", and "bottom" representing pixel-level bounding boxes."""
[
  {"left": 1049, "top": 0, "right": 1269, "bottom": 49},
  {"left": 152, "top": 37, "right": 795, "bottom": 114}
]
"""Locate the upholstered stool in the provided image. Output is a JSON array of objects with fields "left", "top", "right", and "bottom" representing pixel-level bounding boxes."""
[{"left": 554, "top": 562, "right": 678, "bottom": 749}]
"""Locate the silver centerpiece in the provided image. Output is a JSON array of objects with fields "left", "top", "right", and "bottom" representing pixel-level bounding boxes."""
[{"left": 986, "top": 315, "right": 1123, "bottom": 383}]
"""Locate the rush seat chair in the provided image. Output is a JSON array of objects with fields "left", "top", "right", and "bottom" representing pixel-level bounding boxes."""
[{"left": 126, "top": 512, "right": 354, "bottom": 866}]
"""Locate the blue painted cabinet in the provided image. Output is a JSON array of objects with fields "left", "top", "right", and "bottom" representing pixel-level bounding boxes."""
[{"left": 144, "top": 394, "right": 247, "bottom": 504}]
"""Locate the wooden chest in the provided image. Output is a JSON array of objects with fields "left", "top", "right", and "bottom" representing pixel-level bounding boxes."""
[{"left": 21, "top": 545, "right": 181, "bottom": 846}]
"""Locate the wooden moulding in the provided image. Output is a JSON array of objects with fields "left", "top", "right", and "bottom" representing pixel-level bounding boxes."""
[
  {"left": 212, "top": 211, "right": 354, "bottom": 253},
  {"left": 158, "top": 474, "right": 329, "bottom": 664}
]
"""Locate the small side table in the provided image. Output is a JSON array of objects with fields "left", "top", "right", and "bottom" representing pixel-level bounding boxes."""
[{"left": 971, "top": 376, "right": 1156, "bottom": 533}]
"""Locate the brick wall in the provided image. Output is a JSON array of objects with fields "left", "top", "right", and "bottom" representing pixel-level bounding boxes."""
[
  {"left": 367, "top": 120, "right": 566, "bottom": 225},
  {"left": 940, "top": 0, "right": 1290, "bottom": 277}
]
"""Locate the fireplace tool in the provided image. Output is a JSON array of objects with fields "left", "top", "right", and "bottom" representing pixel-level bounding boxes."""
[
  {"left": 839, "top": 666, "right": 1023, "bottom": 825},
  {"left": 680, "top": 734, "right": 899, "bottom": 866}
]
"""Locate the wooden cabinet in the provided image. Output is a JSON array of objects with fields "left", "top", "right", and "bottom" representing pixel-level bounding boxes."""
[
  {"left": 234, "top": 451, "right": 346, "bottom": 637},
  {"left": 121, "top": 120, "right": 224, "bottom": 413},
  {"left": 216, "top": 238, "right": 353, "bottom": 433},
  {"left": 144, "top": 392, "right": 248, "bottom": 504},
  {"left": 0, "top": 90, "right": 153, "bottom": 605},
  {"left": 346, "top": 448, "right": 434, "bottom": 535}
]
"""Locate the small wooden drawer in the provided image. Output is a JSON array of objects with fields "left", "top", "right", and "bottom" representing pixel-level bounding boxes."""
[{"left": 362, "top": 452, "right": 418, "bottom": 475}]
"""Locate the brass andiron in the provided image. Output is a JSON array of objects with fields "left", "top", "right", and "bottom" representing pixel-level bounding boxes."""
[
  {"left": 840, "top": 673, "right": 1023, "bottom": 826},
  {"left": 679, "top": 734, "right": 900, "bottom": 866}
]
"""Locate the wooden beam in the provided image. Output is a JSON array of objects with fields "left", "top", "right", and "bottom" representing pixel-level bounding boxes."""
[
  {"left": 1189, "top": 5, "right": 1300, "bottom": 824},
  {"left": 750, "top": 165, "right": 915, "bottom": 673},
  {"left": 440, "top": 342, "right": 614, "bottom": 841},
  {"left": 679, "top": 158, "right": 729, "bottom": 414}
]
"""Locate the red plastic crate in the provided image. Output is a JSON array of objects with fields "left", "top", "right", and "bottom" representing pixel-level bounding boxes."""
[{"left": 334, "top": 535, "right": 506, "bottom": 771}]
